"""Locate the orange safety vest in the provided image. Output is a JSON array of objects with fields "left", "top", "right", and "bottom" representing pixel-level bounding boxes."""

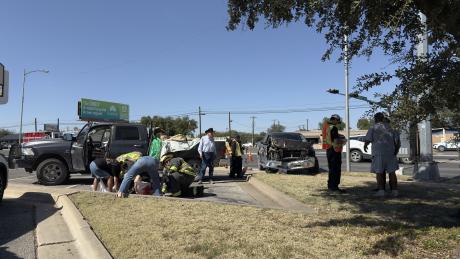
[{"left": 322, "top": 121, "right": 343, "bottom": 152}]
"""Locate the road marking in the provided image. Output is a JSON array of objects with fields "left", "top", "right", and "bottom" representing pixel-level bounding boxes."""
[{"left": 66, "top": 185, "right": 78, "bottom": 189}]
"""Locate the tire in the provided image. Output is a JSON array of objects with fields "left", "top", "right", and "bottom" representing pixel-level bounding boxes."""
[
  {"left": 308, "top": 157, "right": 319, "bottom": 174},
  {"left": 350, "top": 150, "right": 363, "bottom": 162},
  {"left": 36, "top": 158, "right": 69, "bottom": 186},
  {"left": 437, "top": 146, "right": 446, "bottom": 152},
  {"left": 399, "top": 157, "right": 413, "bottom": 164},
  {"left": 265, "top": 168, "right": 278, "bottom": 174},
  {"left": 0, "top": 171, "right": 5, "bottom": 203}
]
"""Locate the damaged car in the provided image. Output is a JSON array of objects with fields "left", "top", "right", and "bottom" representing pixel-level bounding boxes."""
[{"left": 257, "top": 132, "right": 319, "bottom": 174}]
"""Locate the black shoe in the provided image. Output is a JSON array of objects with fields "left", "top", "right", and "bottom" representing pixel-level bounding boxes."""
[{"left": 328, "top": 188, "right": 346, "bottom": 193}]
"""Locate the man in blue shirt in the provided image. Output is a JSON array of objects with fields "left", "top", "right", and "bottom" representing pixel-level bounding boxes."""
[{"left": 197, "top": 128, "right": 217, "bottom": 184}]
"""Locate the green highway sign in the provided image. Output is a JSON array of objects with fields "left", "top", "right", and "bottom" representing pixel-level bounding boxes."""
[{"left": 78, "top": 98, "right": 129, "bottom": 122}]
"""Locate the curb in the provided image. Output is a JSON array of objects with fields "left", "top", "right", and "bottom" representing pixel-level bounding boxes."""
[
  {"left": 247, "top": 174, "right": 313, "bottom": 213},
  {"left": 5, "top": 184, "right": 112, "bottom": 259},
  {"left": 56, "top": 195, "right": 113, "bottom": 259}
]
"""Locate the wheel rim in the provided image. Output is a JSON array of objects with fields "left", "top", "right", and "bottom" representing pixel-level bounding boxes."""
[
  {"left": 439, "top": 146, "right": 445, "bottom": 151},
  {"left": 42, "top": 163, "right": 62, "bottom": 182},
  {"left": 351, "top": 151, "right": 361, "bottom": 162}
]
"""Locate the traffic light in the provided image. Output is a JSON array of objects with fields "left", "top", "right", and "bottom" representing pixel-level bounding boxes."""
[{"left": 327, "top": 88, "right": 339, "bottom": 94}]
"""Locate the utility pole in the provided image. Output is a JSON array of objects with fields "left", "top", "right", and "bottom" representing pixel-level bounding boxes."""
[
  {"left": 251, "top": 116, "right": 256, "bottom": 146},
  {"left": 228, "top": 112, "right": 232, "bottom": 137},
  {"left": 414, "top": 12, "right": 439, "bottom": 180},
  {"left": 344, "top": 33, "right": 351, "bottom": 173},
  {"left": 34, "top": 118, "right": 37, "bottom": 132},
  {"left": 198, "top": 106, "right": 202, "bottom": 137},
  {"left": 57, "top": 118, "right": 60, "bottom": 132},
  {"left": 306, "top": 119, "right": 309, "bottom": 131}
]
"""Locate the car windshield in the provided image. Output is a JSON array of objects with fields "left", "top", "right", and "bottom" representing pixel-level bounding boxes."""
[{"left": 271, "top": 133, "right": 306, "bottom": 142}]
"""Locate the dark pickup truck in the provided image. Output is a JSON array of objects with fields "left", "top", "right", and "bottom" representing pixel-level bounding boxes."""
[
  {"left": 10, "top": 123, "right": 150, "bottom": 185},
  {"left": 0, "top": 154, "right": 8, "bottom": 202},
  {"left": 9, "top": 123, "right": 226, "bottom": 185},
  {"left": 257, "top": 132, "right": 319, "bottom": 174}
]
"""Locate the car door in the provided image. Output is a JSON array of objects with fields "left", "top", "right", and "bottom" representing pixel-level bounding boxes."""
[
  {"left": 108, "top": 125, "right": 148, "bottom": 158},
  {"left": 71, "top": 124, "right": 90, "bottom": 172}
]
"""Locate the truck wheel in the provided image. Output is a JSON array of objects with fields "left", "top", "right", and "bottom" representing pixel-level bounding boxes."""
[
  {"left": 399, "top": 157, "right": 413, "bottom": 164},
  {"left": 0, "top": 171, "right": 5, "bottom": 203},
  {"left": 36, "top": 158, "right": 69, "bottom": 186},
  {"left": 350, "top": 150, "right": 363, "bottom": 163},
  {"left": 308, "top": 157, "right": 319, "bottom": 174}
]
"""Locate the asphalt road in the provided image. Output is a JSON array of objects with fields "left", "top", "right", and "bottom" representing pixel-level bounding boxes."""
[
  {"left": 315, "top": 154, "right": 460, "bottom": 178},
  {"left": 4, "top": 150, "right": 460, "bottom": 189}
]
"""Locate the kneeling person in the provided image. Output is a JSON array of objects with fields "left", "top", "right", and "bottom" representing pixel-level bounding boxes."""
[
  {"left": 90, "top": 158, "right": 120, "bottom": 192},
  {"left": 117, "top": 152, "right": 161, "bottom": 198},
  {"left": 161, "top": 154, "right": 196, "bottom": 197}
]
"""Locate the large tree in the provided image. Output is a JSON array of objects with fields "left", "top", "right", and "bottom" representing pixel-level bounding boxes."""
[
  {"left": 357, "top": 118, "right": 371, "bottom": 130},
  {"left": 140, "top": 116, "right": 197, "bottom": 136},
  {"left": 0, "top": 129, "right": 13, "bottom": 138},
  {"left": 226, "top": 0, "right": 460, "bottom": 127}
]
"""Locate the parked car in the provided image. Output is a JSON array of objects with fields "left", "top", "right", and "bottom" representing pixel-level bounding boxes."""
[
  {"left": 257, "top": 132, "right": 318, "bottom": 174},
  {"left": 345, "top": 135, "right": 413, "bottom": 164},
  {"left": 343, "top": 135, "right": 372, "bottom": 162},
  {"left": 0, "top": 154, "right": 8, "bottom": 202},
  {"left": 433, "top": 140, "right": 460, "bottom": 152},
  {"left": 242, "top": 142, "right": 253, "bottom": 148}
]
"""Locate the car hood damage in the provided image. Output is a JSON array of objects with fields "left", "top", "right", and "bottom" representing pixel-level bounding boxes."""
[{"left": 270, "top": 138, "right": 310, "bottom": 151}]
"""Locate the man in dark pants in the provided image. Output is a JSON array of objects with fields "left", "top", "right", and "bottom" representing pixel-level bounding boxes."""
[
  {"left": 230, "top": 135, "right": 244, "bottom": 178},
  {"left": 323, "top": 114, "right": 346, "bottom": 193},
  {"left": 197, "top": 128, "right": 217, "bottom": 184}
]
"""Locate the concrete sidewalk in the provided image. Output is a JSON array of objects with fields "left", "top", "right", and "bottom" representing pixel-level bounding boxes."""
[{"left": 4, "top": 184, "right": 111, "bottom": 259}]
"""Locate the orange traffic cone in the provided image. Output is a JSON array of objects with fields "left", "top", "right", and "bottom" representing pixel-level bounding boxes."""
[{"left": 248, "top": 152, "right": 253, "bottom": 162}]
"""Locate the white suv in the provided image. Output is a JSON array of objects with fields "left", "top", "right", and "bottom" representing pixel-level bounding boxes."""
[
  {"left": 433, "top": 140, "right": 460, "bottom": 152},
  {"left": 343, "top": 135, "right": 372, "bottom": 162}
]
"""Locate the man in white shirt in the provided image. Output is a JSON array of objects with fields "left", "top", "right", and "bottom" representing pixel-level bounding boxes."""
[{"left": 197, "top": 128, "right": 217, "bottom": 184}]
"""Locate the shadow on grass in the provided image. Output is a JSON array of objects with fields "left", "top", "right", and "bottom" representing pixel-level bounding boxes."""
[{"left": 304, "top": 181, "right": 460, "bottom": 256}]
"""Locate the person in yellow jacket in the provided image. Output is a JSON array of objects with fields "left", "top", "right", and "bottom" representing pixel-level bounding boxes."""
[
  {"left": 160, "top": 154, "right": 197, "bottom": 197},
  {"left": 323, "top": 114, "right": 347, "bottom": 193},
  {"left": 230, "top": 135, "right": 244, "bottom": 178}
]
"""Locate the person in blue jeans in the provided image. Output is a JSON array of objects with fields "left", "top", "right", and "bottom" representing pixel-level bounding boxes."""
[
  {"left": 116, "top": 153, "right": 161, "bottom": 198},
  {"left": 197, "top": 128, "right": 217, "bottom": 184},
  {"left": 89, "top": 158, "right": 120, "bottom": 192}
]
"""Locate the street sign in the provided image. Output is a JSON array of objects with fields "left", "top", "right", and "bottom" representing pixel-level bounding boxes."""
[
  {"left": 0, "top": 69, "right": 9, "bottom": 105},
  {"left": 78, "top": 98, "right": 129, "bottom": 122}
]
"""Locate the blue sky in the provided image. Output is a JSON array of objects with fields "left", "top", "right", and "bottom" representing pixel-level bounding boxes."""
[{"left": 0, "top": 0, "right": 395, "bottom": 134}]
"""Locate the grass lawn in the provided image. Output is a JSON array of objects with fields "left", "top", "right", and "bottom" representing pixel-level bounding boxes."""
[{"left": 70, "top": 172, "right": 460, "bottom": 258}]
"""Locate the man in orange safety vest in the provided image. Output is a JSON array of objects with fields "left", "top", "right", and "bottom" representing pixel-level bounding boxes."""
[{"left": 322, "top": 114, "right": 346, "bottom": 193}]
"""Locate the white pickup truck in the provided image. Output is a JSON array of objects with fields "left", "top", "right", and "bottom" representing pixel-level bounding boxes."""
[
  {"left": 343, "top": 135, "right": 372, "bottom": 162},
  {"left": 343, "top": 135, "right": 412, "bottom": 164}
]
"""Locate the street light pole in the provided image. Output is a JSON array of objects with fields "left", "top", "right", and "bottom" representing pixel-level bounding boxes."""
[
  {"left": 414, "top": 12, "right": 439, "bottom": 180},
  {"left": 344, "top": 34, "right": 351, "bottom": 173},
  {"left": 19, "top": 69, "right": 49, "bottom": 147}
]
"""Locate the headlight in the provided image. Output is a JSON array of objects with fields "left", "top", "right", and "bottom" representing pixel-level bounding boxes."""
[{"left": 22, "top": 148, "right": 35, "bottom": 156}]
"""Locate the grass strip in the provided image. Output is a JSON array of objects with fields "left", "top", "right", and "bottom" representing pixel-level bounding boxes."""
[{"left": 70, "top": 171, "right": 460, "bottom": 258}]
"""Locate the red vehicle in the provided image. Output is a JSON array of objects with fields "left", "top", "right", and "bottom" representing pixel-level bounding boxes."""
[{"left": 23, "top": 131, "right": 62, "bottom": 143}]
